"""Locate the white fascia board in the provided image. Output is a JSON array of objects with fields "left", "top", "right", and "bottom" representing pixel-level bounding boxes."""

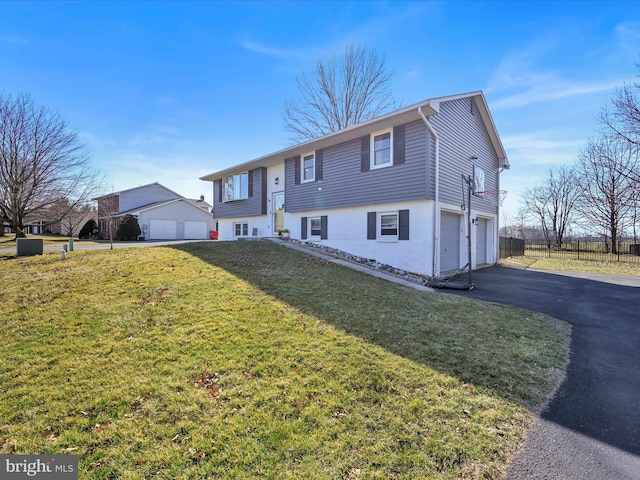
[{"left": 200, "top": 90, "right": 509, "bottom": 181}]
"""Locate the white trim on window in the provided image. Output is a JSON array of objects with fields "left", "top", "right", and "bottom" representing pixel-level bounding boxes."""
[
  {"left": 309, "top": 217, "right": 321, "bottom": 238},
  {"left": 233, "top": 222, "right": 249, "bottom": 237},
  {"left": 378, "top": 211, "right": 398, "bottom": 241},
  {"left": 301, "top": 152, "right": 315, "bottom": 183},
  {"left": 370, "top": 129, "right": 393, "bottom": 170},
  {"left": 223, "top": 172, "right": 249, "bottom": 202}
]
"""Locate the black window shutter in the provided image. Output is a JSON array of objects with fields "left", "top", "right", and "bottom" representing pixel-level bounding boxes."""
[
  {"left": 217, "top": 180, "right": 222, "bottom": 203},
  {"left": 261, "top": 167, "right": 267, "bottom": 214},
  {"left": 320, "top": 215, "right": 328, "bottom": 240},
  {"left": 393, "top": 125, "right": 405, "bottom": 165},
  {"left": 361, "top": 135, "right": 370, "bottom": 172},
  {"left": 248, "top": 170, "right": 254, "bottom": 197},
  {"left": 367, "top": 212, "right": 376, "bottom": 240},
  {"left": 316, "top": 149, "right": 323, "bottom": 181},
  {"left": 294, "top": 155, "right": 301, "bottom": 185},
  {"left": 301, "top": 217, "right": 307, "bottom": 240},
  {"left": 399, "top": 209, "right": 410, "bottom": 240}
]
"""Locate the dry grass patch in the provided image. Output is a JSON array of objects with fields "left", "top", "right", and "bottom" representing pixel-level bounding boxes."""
[{"left": 501, "top": 255, "right": 640, "bottom": 276}]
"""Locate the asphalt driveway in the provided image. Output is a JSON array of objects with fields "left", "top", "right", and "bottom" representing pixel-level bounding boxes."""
[{"left": 447, "top": 265, "right": 640, "bottom": 479}]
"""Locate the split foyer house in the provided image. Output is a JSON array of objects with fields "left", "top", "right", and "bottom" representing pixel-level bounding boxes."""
[
  {"left": 95, "top": 182, "right": 215, "bottom": 240},
  {"left": 200, "top": 91, "right": 509, "bottom": 278}
]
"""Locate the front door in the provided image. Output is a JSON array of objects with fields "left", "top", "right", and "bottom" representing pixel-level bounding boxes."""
[{"left": 273, "top": 192, "right": 285, "bottom": 234}]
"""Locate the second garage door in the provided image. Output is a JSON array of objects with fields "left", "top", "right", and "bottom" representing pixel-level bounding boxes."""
[
  {"left": 184, "top": 221, "right": 208, "bottom": 239},
  {"left": 149, "top": 219, "right": 177, "bottom": 240}
]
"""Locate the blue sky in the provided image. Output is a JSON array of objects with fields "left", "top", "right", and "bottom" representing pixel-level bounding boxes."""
[{"left": 1, "top": 1, "right": 639, "bottom": 220}]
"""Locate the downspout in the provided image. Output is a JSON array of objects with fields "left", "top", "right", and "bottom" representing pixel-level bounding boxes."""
[{"left": 418, "top": 105, "right": 440, "bottom": 278}]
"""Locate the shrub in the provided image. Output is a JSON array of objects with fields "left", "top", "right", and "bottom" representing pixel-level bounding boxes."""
[
  {"left": 78, "top": 219, "right": 98, "bottom": 239},
  {"left": 116, "top": 215, "right": 141, "bottom": 240}
]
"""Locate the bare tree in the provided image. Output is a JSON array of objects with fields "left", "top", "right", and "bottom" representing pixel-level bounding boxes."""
[
  {"left": 575, "top": 134, "right": 639, "bottom": 253},
  {"left": 60, "top": 202, "right": 95, "bottom": 237},
  {"left": 283, "top": 42, "right": 395, "bottom": 142},
  {"left": 96, "top": 193, "right": 119, "bottom": 250},
  {"left": 522, "top": 166, "right": 580, "bottom": 247},
  {"left": 601, "top": 60, "right": 640, "bottom": 146},
  {"left": 0, "top": 92, "right": 100, "bottom": 238}
]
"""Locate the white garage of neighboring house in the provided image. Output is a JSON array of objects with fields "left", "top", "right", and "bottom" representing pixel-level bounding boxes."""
[{"left": 127, "top": 199, "right": 215, "bottom": 240}]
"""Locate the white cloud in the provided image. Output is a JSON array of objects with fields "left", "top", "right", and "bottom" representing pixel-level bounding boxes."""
[
  {"left": 1, "top": 35, "right": 28, "bottom": 45},
  {"left": 492, "top": 80, "right": 620, "bottom": 110},
  {"left": 127, "top": 125, "right": 181, "bottom": 146},
  {"left": 615, "top": 22, "right": 640, "bottom": 36},
  {"left": 502, "top": 133, "right": 584, "bottom": 166},
  {"left": 486, "top": 46, "right": 620, "bottom": 110},
  {"left": 405, "top": 69, "right": 419, "bottom": 80},
  {"left": 242, "top": 40, "right": 312, "bottom": 60},
  {"left": 155, "top": 96, "right": 176, "bottom": 107}
]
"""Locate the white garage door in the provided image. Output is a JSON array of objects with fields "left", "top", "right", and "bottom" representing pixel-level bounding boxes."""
[
  {"left": 184, "top": 221, "right": 208, "bottom": 240},
  {"left": 149, "top": 219, "right": 177, "bottom": 240},
  {"left": 440, "top": 212, "right": 461, "bottom": 274}
]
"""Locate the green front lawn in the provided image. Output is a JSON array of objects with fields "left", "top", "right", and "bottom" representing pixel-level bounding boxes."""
[{"left": 0, "top": 241, "right": 569, "bottom": 479}]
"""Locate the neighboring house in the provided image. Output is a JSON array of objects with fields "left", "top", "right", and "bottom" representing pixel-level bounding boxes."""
[
  {"left": 94, "top": 182, "right": 215, "bottom": 240},
  {"left": 21, "top": 207, "right": 97, "bottom": 237},
  {"left": 200, "top": 91, "right": 509, "bottom": 278},
  {"left": 190, "top": 195, "right": 213, "bottom": 213}
]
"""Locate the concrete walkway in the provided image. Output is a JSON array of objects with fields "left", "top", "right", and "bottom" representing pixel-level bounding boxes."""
[{"left": 269, "top": 238, "right": 434, "bottom": 292}]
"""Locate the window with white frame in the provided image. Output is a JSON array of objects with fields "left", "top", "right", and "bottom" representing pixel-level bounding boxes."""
[
  {"left": 379, "top": 212, "right": 398, "bottom": 240},
  {"left": 310, "top": 217, "right": 321, "bottom": 237},
  {"left": 223, "top": 173, "right": 249, "bottom": 202},
  {"left": 234, "top": 222, "right": 249, "bottom": 237},
  {"left": 302, "top": 152, "right": 315, "bottom": 182},
  {"left": 371, "top": 129, "right": 392, "bottom": 169}
]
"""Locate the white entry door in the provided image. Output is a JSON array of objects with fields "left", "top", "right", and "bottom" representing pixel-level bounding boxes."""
[
  {"left": 440, "top": 212, "right": 461, "bottom": 274},
  {"left": 272, "top": 192, "right": 285, "bottom": 234},
  {"left": 476, "top": 218, "right": 488, "bottom": 265}
]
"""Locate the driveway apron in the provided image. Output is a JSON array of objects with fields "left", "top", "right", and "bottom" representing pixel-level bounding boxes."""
[{"left": 446, "top": 266, "right": 640, "bottom": 479}]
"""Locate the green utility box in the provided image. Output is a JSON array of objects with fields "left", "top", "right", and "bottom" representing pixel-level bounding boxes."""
[{"left": 16, "top": 238, "right": 44, "bottom": 256}]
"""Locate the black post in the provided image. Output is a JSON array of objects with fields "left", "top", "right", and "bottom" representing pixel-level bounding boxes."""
[{"left": 467, "top": 177, "right": 472, "bottom": 288}]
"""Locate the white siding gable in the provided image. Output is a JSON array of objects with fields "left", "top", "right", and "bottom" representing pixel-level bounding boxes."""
[{"left": 119, "top": 184, "right": 182, "bottom": 211}]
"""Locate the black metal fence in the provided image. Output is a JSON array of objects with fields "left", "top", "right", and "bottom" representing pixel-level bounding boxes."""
[
  {"left": 499, "top": 237, "right": 524, "bottom": 258},
  {"left": 500, "top": 237, "right": 640, "bottom": 263}
]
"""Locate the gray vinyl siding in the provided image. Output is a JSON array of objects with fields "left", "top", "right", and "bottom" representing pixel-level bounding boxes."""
[
  {"left": 213, "top": 167, "right": 267, "bottom": 219},
  {"left": 285, "top": 120, "right": 429, "bottom": 212},
  {"left": 430, "top": 97, "right": 500, "bottom": 215}
]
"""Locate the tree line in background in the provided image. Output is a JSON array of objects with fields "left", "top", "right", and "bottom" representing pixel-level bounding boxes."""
[{"left": 507, "top": 60, "right": 640, "bottom": 254}]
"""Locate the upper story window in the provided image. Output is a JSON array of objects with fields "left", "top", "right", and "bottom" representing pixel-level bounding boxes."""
[
  {"left": 371, "top": 129, "right": 393, "bottom": 169},
  {"left": 302, "top": 152, "right": 315, "bottom": 183},
  {"left": 223, "top": 173, "right": 249, "bottom": 202}
]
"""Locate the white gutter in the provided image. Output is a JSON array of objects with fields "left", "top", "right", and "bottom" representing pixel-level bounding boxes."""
[{"left": 418, "top": 105, "right": 440, "bottom": 278}]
